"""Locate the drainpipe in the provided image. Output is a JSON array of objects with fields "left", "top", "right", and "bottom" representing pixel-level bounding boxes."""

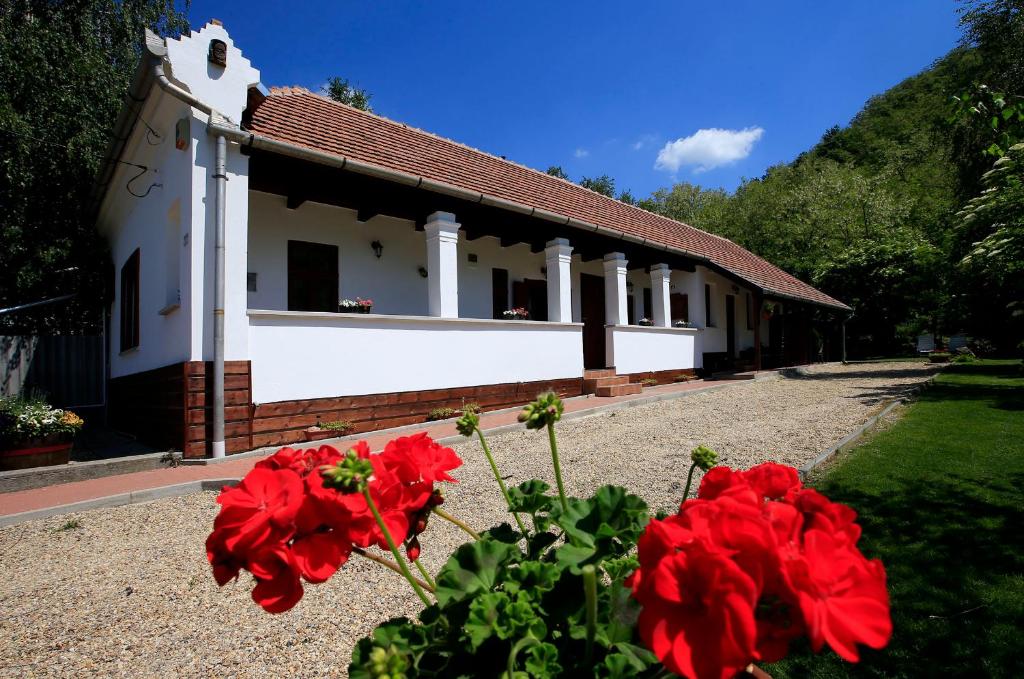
[
  {"left": 151, "top": 59, "right": 226, "bottom": 457},
  {"left": 841, "top": 316, "right": 848, "bottom": 364},
  {"left": 211, "top": 134, "right": 227, "bottom": 457}
]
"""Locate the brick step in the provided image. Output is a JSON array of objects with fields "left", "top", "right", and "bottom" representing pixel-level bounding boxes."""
[
  {"left": 583, "top": 375, "right": 630, "bottom": 393},
  {"left": 583, "top": 368, "right": 616, "bottom": 379},
  {"left": 594, "top": 383, "right": 643, "bottom": 398}
]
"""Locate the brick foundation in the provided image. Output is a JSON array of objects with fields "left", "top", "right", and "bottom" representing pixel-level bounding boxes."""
[
  {"left": 250, "top": 377, "right": 584, "bottom": 449},
  {"left": 624, "top": 368, "right": 697, "bottom": 386},
  {"left": 110, "top": 365, "right": 583, "bottom": 457}
]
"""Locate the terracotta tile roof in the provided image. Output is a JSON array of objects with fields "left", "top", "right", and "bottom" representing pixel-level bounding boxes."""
[{"left": 247, "top": 87, "right": 849, "bottom": 310}]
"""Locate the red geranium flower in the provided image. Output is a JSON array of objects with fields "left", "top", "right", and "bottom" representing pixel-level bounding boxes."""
[
  {"left": 212, "top": 467, "right": 304, "bottom": 555},
  {"left": 378, "top": 432, "right": 463, "bottom": 484},
  {"left": 636, "top": 539, "right": 760, "bottom": 679},
  {"left": 248, "top": 544, "right": 304, "bottom": 613},
  {"left": 781, "top": 529, "right": 892, "bottom": 661},
  {"left": 742, "top": 462, "right": 801, "bottom": 500}
]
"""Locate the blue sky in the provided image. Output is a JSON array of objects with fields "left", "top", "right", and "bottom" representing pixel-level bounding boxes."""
[{"left": 187, "top": 1, "right": 962, "bottom": 196}]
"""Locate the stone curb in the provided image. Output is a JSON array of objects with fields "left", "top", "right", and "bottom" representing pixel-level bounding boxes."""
[
  {"left": 0, "top": 479, "right": 239, "bottom": 529},
  {"left": 798, "top": 373, "right": 938, "bottom": 479},
  {"left": 0, "top": 450, "right": 178, "bottom": 495}
]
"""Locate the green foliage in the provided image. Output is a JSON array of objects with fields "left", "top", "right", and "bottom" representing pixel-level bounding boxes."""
[
  {"left": 545, "top": 165, "right": 569, "bottom": 180},
  {"left": 0, "top": 395, "right": 84, "bottom": 444},
  {"left": 579, "top": 174, "right": 616, "bottom": 198},
  {"left": 350, "top": 482, "right": 658, "bottom": 678},
  {"left": 324, "top": 76, "right": 373, "bottom": 111},
  {"left": 0, "top": 0, "right": 190, "bottom": 332}
]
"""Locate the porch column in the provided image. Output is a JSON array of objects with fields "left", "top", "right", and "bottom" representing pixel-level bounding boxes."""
[
  {"left": 545, "top": 238, "right": 573, "bottom": 323},
  {"left": 425, "top": 211, "right": 460, "bottom": 318},
  {"left": 650, "top": 263, "right": 672, "bottom": 327},
  {"left": 603, "top": 252, "right": 628, "bottom": 325}
]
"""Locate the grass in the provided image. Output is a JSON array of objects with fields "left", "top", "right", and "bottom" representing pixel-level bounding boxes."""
[{"left": 767, "top": 359, "right": 1024, "bottom": 678}]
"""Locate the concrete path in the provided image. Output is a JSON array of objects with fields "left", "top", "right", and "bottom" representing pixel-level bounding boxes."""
[{"left": 0, "top": 375, "right": 755, "bottom": 520}]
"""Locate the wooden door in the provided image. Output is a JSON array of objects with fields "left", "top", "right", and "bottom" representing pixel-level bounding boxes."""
[
  {"left": 670, "top": 293, "right": 688, "bottom": 323},
  {"left": 580, "top": 273, "right": 606, "bottom": 369},
  {"left": 491, "top": 268, "right": 509, "bottom": 318},
  {"left": 726, "top": 294, "right": 736, "bottom": 358}
]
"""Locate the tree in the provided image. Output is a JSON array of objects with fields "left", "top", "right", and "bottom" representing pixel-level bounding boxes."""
[
  {"left": 323, "top": 76, "right": 373, "bottom": 111},
  {"left": 0, "top": 0, "right": 190, "bottom": 332},
  {"left": 579, "top": 174, "right": 615, "bottom": 197},
  {"left": 546, "top": 165, "right": 569, "bottom": 180}
]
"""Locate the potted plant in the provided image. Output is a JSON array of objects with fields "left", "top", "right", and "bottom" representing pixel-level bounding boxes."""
[
  {"left": 502, "top": 307, "right": 529, "bottom": 320},
  {"left": 638, "top": 317, "right": 654, "bottom": 326},
  {"left": 0, "top": 396, "right": 83, "bottom": 471},
  {"left": 206, "top": 393, "right": 893, "bottom": 678},
  {"left": 304, "top": 418, "right": 354, "bottom": 441},
  {"left": 762, "top": 302, "right": 779, "bottom": 321},
  {"left": 339, "top": 297, "right": 373, "bottom": 314}
]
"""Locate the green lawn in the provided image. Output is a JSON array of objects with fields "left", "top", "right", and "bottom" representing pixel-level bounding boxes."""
[{"left": 767, "top": 359, "right": 1024, "bottom": 678}]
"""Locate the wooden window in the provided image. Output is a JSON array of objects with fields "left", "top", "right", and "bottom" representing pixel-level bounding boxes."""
[
  {"left": 119, "top": 249, "right": 141, "bottom": 352},
  {"left": 643, "top": 288, "right": 652, "bottom": 319},
  {"left": 704, "top": 284, "right": 713, "bottom": 326},
  {"left": 513, "top": 278, "right": 548, "bottom": 321},
  {"left": 627, "top": 294, "right": 636, "bottom": 325},
  {"left": 746, "top": 293, "right": 754, "bottom": 330},
  {"left": 492, "top": 268, "right": 509, "bottom": 319},
  {"left": 287, "top": 240, "right": 338, "bottom": 312}
]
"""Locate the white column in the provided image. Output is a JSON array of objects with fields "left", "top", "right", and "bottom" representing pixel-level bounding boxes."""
[
  {"left": 603, "top": 252, "right": 628, "bottom": 325},
  {"left": 424, "top": 211, "right": 460, "bottom": 318},
  {"left": 545, "top": 238, "right": 573, "bottom": 323},
  {"left": 650, "top": 263, "right": 672, "bottom": 327}
]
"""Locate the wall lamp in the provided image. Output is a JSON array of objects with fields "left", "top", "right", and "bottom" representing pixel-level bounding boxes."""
[{"left": 371, "top": 240, "right": 383, "bottom": 259}]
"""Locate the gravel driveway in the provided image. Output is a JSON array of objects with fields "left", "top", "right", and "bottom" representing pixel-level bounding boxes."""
[{"left": 0, "top": 361, "right": 936, "bottom": 677}]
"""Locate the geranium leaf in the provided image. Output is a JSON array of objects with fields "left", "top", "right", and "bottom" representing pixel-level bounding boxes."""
[
  {"left": 483, "top": 522, "right": 521, "bottom": 544},
  {"left": 508, "top": 479, "right": 553, "bottom": 514},
  {"left": 435, "top": 538, "right": 519, "bottom": 606},
  {"left": 463, "top": 592, "right": 507, "bottom": 650},
  {"left": 524, "top": 642, "right": 562, "bottom": 678},
  {"left": 551, "top": 485, "right": 649, "bottom": 566}
]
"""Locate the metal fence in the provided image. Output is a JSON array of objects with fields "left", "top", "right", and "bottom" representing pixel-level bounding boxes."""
[{"left": 1, "top": 334, "right": 105, "bottom": 408}]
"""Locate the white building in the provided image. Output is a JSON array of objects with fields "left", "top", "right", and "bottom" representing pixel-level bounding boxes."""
[{"left": 94, "top": 22, "right": 850, "bottom": 458}]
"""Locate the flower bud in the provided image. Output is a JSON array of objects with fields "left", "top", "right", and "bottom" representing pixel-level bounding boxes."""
[
  {"left": 405, "top": 537, "right": 421, "bottom": 562},
  {"left": 517, "top": 391, "right": 564, "bottom": 430},
  {"left": 455, "top": 411, "right": 479, "bottom": 437},
  {"left": 367, "top": 644, "right": 410, "bottom": 678},
  {"left": 690, "top": 445, "right": 719, "bottom": 472},
  {"left": 320, "top": 449, "right": 374, "bottom": 493}
]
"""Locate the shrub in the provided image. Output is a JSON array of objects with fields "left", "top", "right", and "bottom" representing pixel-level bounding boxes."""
[
  {"left": 0, "top": 396, "right": 83, "bottom": 445},
  {"left": 640, "top": 377, "right": 658, "bottom": 386},
  {"left": 929, "top": 352, "right": 951, "bottom": 363},
  {"left": 319, "top": 420, "right": 354, "bottom": 433},
  {"left": 426, "top": 407, "right": 457, "bottom": 421},
  {"left": 460, "top": 402, "right": 482, "bottom": 415}
]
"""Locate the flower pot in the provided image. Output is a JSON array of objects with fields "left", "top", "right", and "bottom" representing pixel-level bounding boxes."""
[
  {"left": 0, "top": 434, "right": 72, "bottom": 471},
  {"left": 304, "top": 427, "right": 336, "bottom": 442}
]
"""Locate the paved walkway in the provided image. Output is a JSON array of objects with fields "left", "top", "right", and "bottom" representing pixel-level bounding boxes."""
[{"left": 0, "top": 376, "right": 750, "bottom": 519}]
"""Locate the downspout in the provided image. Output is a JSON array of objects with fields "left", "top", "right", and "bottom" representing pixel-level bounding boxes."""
[{"left": 152, "top": 59, "right": 227, "bottom": 457}]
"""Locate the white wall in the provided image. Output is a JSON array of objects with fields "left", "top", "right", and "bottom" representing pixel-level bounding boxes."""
[
  {"left": 99, "top": 87, "right": 195, "bottom": 379},
  {"left": 698, "top": 268, "right": 755, "bottom": 355},
  {"left": 248, "top": 311, "right": 584, "bottom": 402},
  {"left": 605, "top": 326, "right": 698, "bottom": 374}
]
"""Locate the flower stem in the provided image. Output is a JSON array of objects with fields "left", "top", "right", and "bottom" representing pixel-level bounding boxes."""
[
  {"left": 361, "top": 488, "right": 433, "bottom": 606},
  {"left": 546, "top": 421, "right": 569, "bottom": 513},
  {"left": 432, "top": 507, "right": 481, "bottom": 540},
  {"left": 413, "top": 558, "right": 437, "bottom": 590},
  {"left": 476, "top": 429, "right": 529, "bottom": 535},
  {"left": 582, "top": 564, "right": 597, "bottom": 663},
  {"left": 351, "top": 547, "right": 434, "bottom": 593},
  {"left": 506, "top": 636, "right": 540, "bottom": 677},
  {"left": 682, "top": 461, "right": 698, "bottom": 501}
]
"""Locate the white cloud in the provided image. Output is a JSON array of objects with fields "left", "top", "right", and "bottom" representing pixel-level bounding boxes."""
[
  {"left": 631, "top": 134, "right": 658, "bottom": 151},
  {"left": 574, "top": 147, "right": 590, "bottom": 158},
  {"left": 654, "top": 126, "right": 764, "bottom": 173}
]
